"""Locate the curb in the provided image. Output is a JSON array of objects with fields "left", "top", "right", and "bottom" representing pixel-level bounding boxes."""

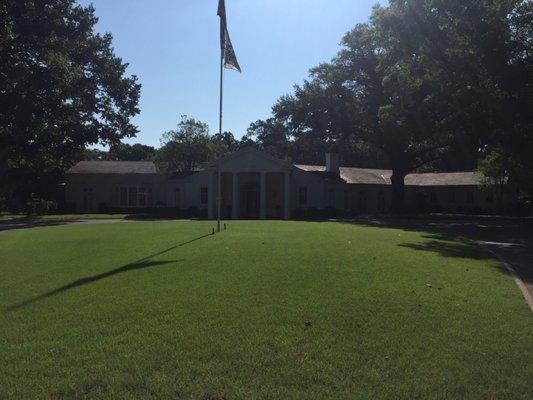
[{"left": 477, "top": 242, "right": 533, "bottom": 313}]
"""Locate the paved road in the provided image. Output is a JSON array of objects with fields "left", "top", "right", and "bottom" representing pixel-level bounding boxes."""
[{"left": 0, "top": 218, "right": 125, "bottom": 233}]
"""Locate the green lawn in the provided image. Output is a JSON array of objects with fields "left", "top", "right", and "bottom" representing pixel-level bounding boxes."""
[{"left": 1, "top": 221, "right": 531, "bottom": 399}]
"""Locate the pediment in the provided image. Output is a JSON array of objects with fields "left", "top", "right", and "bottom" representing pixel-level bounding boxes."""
[{"left": 208, "top": 147, "right": 291, "bottom": 173}]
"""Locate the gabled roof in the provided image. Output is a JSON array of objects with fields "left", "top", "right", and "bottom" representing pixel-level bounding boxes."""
[
  {"left": 206, "top": 147, "right": 292, "bottom": 170},
  {"left": 296, "top": 165, "right": 391, "bottom": 184},
  {"left": 295, "top": 165, "right": 482, "bottom": 186},
  {"left": 404, "top": 172, "right": 483, "bottom": 186},
  {"left": 67, "top": 154, "right": 483, "bottom": 187},
  {"left": 66, "top": 161, "right": 157, "bottom": 174},
  {"left": 340, "top": 168, "right": 393, "bottom": 185}
]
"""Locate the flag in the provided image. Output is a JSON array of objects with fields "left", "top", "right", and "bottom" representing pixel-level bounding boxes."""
[{"left": 217, "top": 0, "right": 241, "bottom": 72}]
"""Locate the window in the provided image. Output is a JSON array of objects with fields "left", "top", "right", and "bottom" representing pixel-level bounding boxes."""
[
  {"left": 448, "top": 191, "right": 455, "bottom": 203},
  {"left": 200, "top": 187, "right": 208, "bottom": 205},
  {"left": 298, "top": 187, "right": 307, "bottom": 206},
  {"left": 83, "top": 188, "right": 93, "bottom": 210},
  {"left": 174, "top": 188, "right": 181, "bottom": 207},
  {"left": 118, "top": 186, "right": 150, "bottom": 208},
  {"left": 328, "top": 188, "right": 335, "bottom": 207},
  {"left": 430, "top": 192, "right": 437, "bottom": 203},
  {"left": 466, "top": 191, "right": 474, "bottom": 203},
  {"left": 138, "top": 188, "right": 148, "bottom": 207},
  {"left": 128, "top": 187, "right": 137, "bottom": 207},
  {"left": 344, "top": 190, "right": 351, "bottom": 211},
  {"left": 377, "top": 192, "right": 385, "bottom": 212},
  {"left": 358, "top": 192, "right": 367, "bottom": 211},
  {"left": 120, "top": 187, "right": 128, "bottom": 207}
]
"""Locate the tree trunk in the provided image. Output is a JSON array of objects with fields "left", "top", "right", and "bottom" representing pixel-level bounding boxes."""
[{"left": 390, "top": 171, "right": 407, "bottom": 214}]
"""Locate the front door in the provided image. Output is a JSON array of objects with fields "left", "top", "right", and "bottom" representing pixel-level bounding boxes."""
[
  {"left": 241, "top": 183, "right": 260, "bottom": 219},
  {"left": 83, "top": 188, "right": 93, "bottom": 212}
]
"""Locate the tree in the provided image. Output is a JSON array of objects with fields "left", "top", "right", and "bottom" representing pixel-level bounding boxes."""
[
  {"left": 109, "top": 143, "right": 155, "bottom": 161},
  {"left": 373, "top": 0, "right": 531, "bottom": 210},
  {"left": 82, "top": 148, "right": 109, "bottom": 161},
  {"left": 244, "top": 118, "right": 292, "bottom": 160},
  {"left": 0, "top": 0, "right": 141, "bottom": 206},
  {"left": 211, "top": 131, "right": 239, "bottom": 158},
  {"left": 273, "top": 15, "right": 453, "bottom": 210},
  {"left": 157, "top": 116, "right": 213, "bottom": 172},
  {"left": 477, "top": 147, "right": 518, "bottom": 210},
  {"left": 237, "top": 135, "right": 259, "bottom": 149},
  {"left": 273, "top": 77, "right": 387, "bottom": 167},
  {"left": 267, "top": 0, "right": 532, "bottom": 212}
]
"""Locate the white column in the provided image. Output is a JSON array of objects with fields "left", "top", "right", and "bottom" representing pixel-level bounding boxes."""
[
  {"left": 208, "top": 172, "right": 215, "bottom": 219},
  {"left": 260, "top": 172, "right": 267, "bottom": 220},
  {"left": 284, "top": 171, "right": 290, "bottom": 220},
  {"left": 232, "top": 172, "right": 239, "bottom": 220}
]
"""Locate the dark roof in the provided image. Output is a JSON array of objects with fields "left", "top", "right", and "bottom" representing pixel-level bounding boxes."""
[
  {"left": 295, "top": 165, "right": 482, "bottom": 186},
  {"left": 67, "top": 159, "right": 482, "bottom": 186},
  {"left": 67, "top": 161, "right": 157, "bottom": 174},
  {"left": 404, "top": 172, "right": 483, "bottom": 186},
  {"left": 167, "top": 170, "right": 199, "bottom": 179},
  {"left": 205, "top": 146, "right": 293, "bottom": 170}
]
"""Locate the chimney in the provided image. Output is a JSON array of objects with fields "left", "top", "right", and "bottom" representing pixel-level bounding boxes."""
[{"left": 325, "top": 152, "right": 340, "bottom": 175}]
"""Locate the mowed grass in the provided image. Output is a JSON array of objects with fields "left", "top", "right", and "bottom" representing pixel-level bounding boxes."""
[{"left": 0, "top": 221, "right": 531, "bottom": 399}]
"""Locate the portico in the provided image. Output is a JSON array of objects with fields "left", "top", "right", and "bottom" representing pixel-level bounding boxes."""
[
  {"left": 208, "top": 171, "right": 291, "bottom": 220},
  {"left": 207, "top": 148, "right": 292, "bottom": 220}
]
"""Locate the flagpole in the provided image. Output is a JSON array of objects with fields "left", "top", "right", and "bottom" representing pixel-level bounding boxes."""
[{"left": 217, "top": 49, "right": 224, "bottom": 232}]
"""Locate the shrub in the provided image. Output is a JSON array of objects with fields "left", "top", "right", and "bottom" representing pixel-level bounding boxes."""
[{"left": 25, "top": 199, "right": 58, "bottom": 215}]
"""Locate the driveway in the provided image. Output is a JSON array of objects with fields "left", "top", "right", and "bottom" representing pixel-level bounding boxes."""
[{"left": 0, "top": 217, "right": 125, "bottom": 233}]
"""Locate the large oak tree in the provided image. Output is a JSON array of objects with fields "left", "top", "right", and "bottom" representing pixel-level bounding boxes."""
[
  {"left": 0, "top": 0, "right": 141, "bottom": 205},
  {"left": 267, "top": 0, "right": 532, "bottom": 211}
]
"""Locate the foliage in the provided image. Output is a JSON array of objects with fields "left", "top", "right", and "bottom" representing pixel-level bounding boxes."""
[
  {"left": 211, "top": 131, "right": 240, "bottom": 158},
  {"left": 244, "top": 118, "right": 292, "bottom": 160},
  {"left": 24, "top": 199, "right": 58, "bottom": 215},
  {"left": 1, "top": 221, "right": 531, "bottom": 398},
  {"left": 0, "top": 0, "right": 141, "bottom": 205},
  {"left": 82, "top": 148, "right": 109, "bottom": 161},
  {"left": 82, "top": 143, "right": 155, "bottom": 161},
  {"left": 109, "top": 143, "right": 155, "bottom": 161},
  {"left": 477, "top": 147, "right": 517, "bottom": 208},
  {"left": 253, "top": 0, "right": 532, "bottom": 211},
  {"left": 273, "top": 76, "right": 383, "bottom": 167},
  {"left": 156, "top": 115, "right": 214, "bottom": 171}
]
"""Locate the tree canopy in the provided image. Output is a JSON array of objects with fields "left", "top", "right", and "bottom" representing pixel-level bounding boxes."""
[
  {"left": 0, "top": 0, "right": 141, "bottom": 205},
  {"left": 156, "top": 116, "right": 214, "bottom": 172},
  {"left": 477, "top": 147, "right": 517, "bottom": 210},
  {"left": 251, "top": 0, "right": 532, "bottom": 211}
]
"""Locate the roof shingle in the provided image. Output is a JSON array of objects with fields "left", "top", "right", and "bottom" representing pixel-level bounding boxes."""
[
  {"left": 295, "top": 165, "right": 482, "bottom": 186},
  {"left": 67, "top": 160, "right": 482, "bottom": 186},
  {"left": 67, "top": 161, "right": 157, "bottom": 174}
]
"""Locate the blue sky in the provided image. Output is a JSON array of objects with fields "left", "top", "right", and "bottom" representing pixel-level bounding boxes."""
[{"left": 78, "top": 0, "right": 383, "bottom": 147}]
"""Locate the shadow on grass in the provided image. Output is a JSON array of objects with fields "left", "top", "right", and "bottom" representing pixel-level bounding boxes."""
[
  {"left": 329, "top": 218, "right": 509, "bottom": 274},
  {"left": 397, "top": 234, "right": 493, "bottom": 260},
  {"left": 6, "top": 233, "right": 212, "bottom": 311}
]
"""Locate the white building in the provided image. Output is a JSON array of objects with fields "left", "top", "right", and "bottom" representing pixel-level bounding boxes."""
[{"left": 66, "top": 147, "right": 507, "bottom": 217}]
